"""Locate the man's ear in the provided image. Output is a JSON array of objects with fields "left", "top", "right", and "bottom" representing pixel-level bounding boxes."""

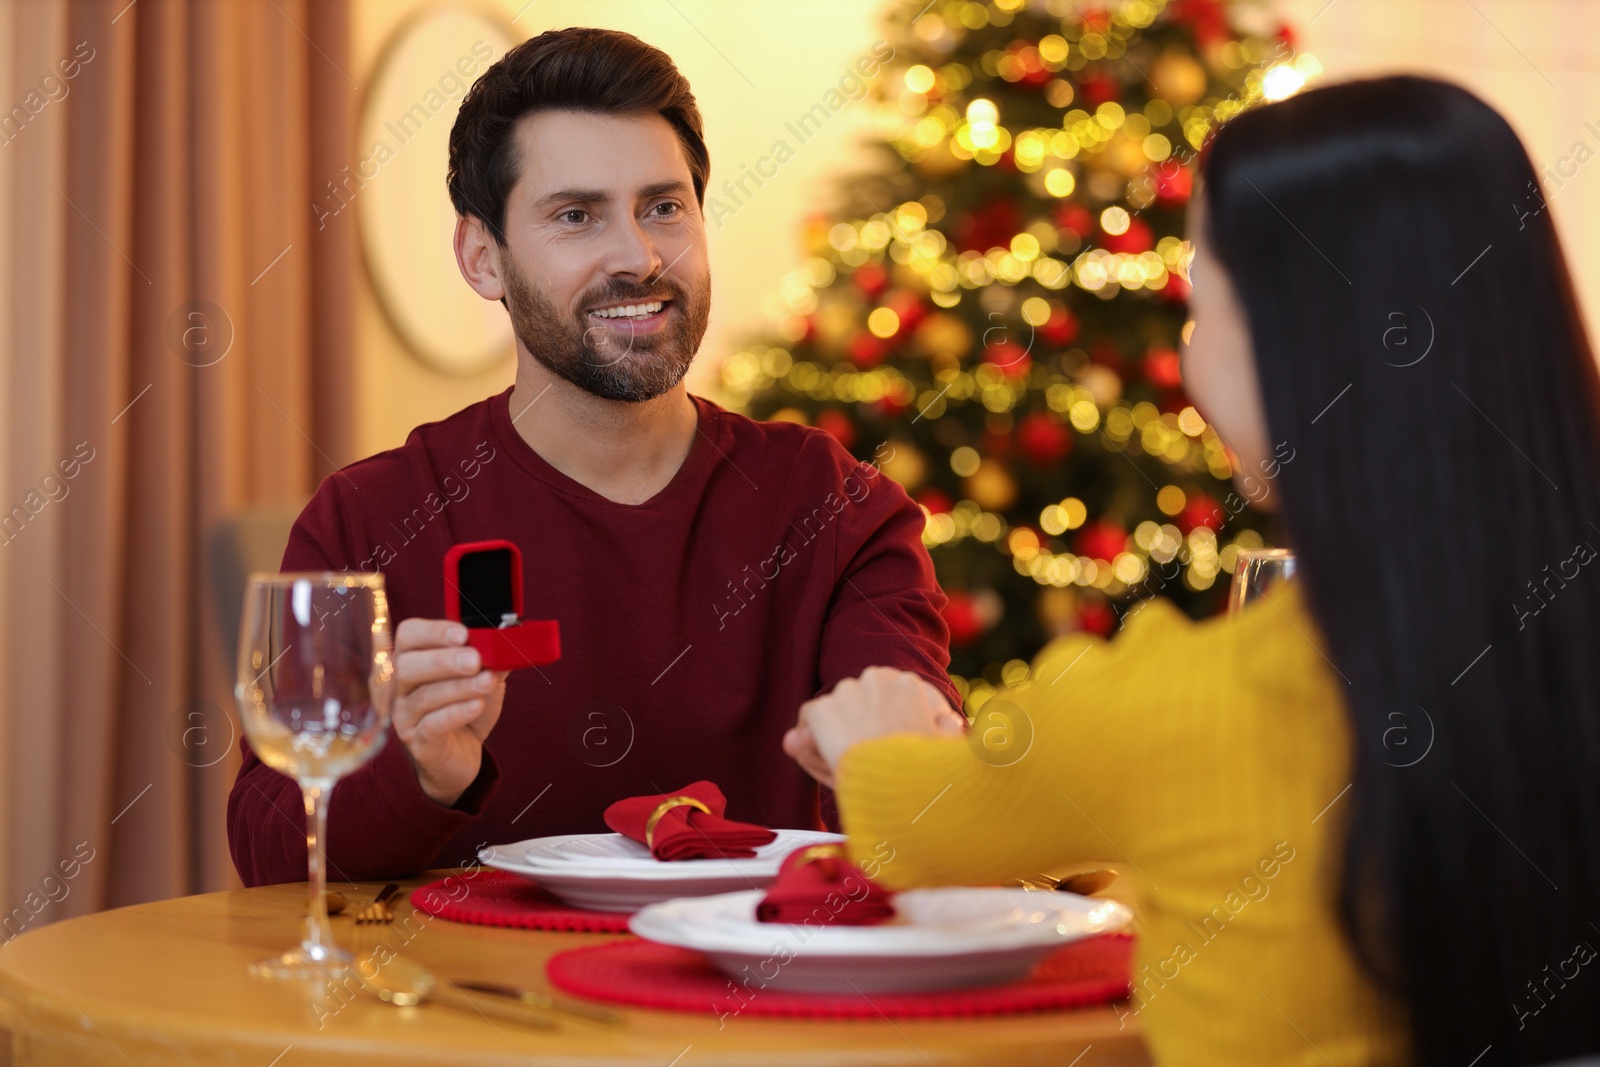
[{"left": 454, "top": 214, "right": 506, "bottom": 302}]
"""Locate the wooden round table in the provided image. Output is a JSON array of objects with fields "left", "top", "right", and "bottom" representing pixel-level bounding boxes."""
[{"left": 0, "top": 872, "right": 1150, "bottom": 1066}]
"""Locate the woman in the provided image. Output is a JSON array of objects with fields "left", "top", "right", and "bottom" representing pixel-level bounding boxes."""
[{"left": 788, "top": 76, "right": 1600, "bottom": 1065}]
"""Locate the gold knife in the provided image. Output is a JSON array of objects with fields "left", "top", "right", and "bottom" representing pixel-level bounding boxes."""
[{"left": 450, "top": 979, "right": 622, "bottom": 1025}]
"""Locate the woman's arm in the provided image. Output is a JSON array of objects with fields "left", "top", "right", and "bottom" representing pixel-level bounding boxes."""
[{"left": 804, "top": 600, "right": 1196, "bottom": 891}]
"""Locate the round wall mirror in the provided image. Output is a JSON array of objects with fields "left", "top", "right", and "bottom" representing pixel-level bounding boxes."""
[{"left": 357, "top": 6, "right": 518, "bottom": 376}]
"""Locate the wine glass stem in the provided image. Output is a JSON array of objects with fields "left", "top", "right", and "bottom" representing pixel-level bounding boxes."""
[{"left": 302, "top": 782, "right": 334, "bottom": 958}]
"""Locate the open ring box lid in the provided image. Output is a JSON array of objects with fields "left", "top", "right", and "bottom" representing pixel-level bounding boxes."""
[{"left": 442, "top": 540, "right": 560, "bottom": 671}]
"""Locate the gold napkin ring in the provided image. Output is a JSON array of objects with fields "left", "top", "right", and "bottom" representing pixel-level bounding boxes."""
[
  {"left": 792, "top": 843, "right": 846, "bottom": 868},
  {"left": 644, "top": 796, "right": 712, "bottom": 850}
]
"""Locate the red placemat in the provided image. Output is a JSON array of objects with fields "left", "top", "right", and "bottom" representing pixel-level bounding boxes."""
[
  {"left": 546, "top": 933, "right": 1132, "bottom": 1019},
  {"left": 410, "top": 870, "right": 632, "bottom": 933}
]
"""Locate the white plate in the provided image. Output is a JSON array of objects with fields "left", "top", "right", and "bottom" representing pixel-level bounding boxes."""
[
  {"left": 479, "top": 830, "right": 844, "bottom": 913},
  {"left": 629, "top": 886, "right": 1131, "bottom": 993}
]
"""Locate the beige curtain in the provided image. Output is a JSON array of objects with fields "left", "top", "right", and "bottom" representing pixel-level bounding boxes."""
[{"left": 0, "top": 0, "right": 355, "bottom": 920}]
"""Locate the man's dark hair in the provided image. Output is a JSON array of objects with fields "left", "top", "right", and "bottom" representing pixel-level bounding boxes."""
[{"left": 447, "top": 26, "right": 710, "bottom": 245}]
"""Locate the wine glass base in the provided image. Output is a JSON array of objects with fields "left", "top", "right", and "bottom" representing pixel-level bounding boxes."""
[{"left": 249, "top": 943, "right": 352, "bottom": 980}]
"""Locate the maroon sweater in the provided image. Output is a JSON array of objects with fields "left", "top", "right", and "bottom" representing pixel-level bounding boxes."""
[{"left": 227, "top": 389, "right": 956, "bottom": 886}]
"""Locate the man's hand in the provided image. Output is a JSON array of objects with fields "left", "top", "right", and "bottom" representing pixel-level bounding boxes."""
[
  {"left": 393, "top": 618, "right": 509, "bottom": 807},
  {"left": 784, "top": 667, "right": 965, "bottom": 788}
]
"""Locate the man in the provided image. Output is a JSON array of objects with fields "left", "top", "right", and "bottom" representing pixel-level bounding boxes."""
[{"left": 227, "top": 26, "right": 960, "bottom": 886}]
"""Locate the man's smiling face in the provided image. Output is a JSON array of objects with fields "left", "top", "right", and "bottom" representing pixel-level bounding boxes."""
[{"left": 496, "top": 109, "right": 711, "bottom": 402}]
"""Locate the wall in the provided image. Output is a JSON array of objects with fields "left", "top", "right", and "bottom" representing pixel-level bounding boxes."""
[
  {"left": 1280, "top": 0, "right": 1600, "bottom": 343},
  {"left": 350, "top": 0, "right": 1600, "bottom": 461}
]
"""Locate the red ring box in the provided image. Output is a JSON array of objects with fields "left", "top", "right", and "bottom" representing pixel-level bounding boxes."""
[{"left": 443, "top": 540, "right": 560, "bottom": 672}]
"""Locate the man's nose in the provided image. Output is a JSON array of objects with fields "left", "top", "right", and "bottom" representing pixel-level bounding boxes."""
[{"left": 604, "top": 213, "right": 664, "bottom": 281}]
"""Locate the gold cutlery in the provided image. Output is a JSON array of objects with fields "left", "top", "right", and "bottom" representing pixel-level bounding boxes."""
[
  {"left": 354, "top": 883, "right": 401, "bottom": 924},
  {"left": 358, "top": 955, "right": 557, "bottom": 1029},
  {"left": 450, "top": 979, "right": 622, "bottom": 1025},
  {"left": 1052, "top": 869, "right": 1118, "bottom": 896},
  {"left": 1020, "top": 869, "right": 1118, "bottom": 895}
]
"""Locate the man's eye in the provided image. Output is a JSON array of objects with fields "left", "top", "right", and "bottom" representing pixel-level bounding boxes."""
[
  {"left": 560, "top": 209, "right": 589, "bottom": 224},
  {"left": 652, "top": 202, "right": 681, "bottom": 218}
]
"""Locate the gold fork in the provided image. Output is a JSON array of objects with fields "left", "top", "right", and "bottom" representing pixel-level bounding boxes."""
[
  {"left": 1052, "top": 869, "right": 1118, "bottom": 896},
  {"left": 354, "top": 883, "right": 401, "bottom": 924},
  {"left": 1018, "top": 869, "right": 1119, "bottom": 896}
]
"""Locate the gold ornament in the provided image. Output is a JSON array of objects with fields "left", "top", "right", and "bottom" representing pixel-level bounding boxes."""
[
  {"left": 973, "top": 588, "right": 1005, "bottom": 628},
  {"left": 812, "top": 298, "right": 863, "bottom": 353},
  {"left": 1035, "top": 586, "right": 1079, "bottom": 636},
  {"left": 914, "top": 312, "right": 974, "bottom": 358},
  {"left": 802, "top": 216, "right": 834, "bottom": 258},
  {"left": 913, "top": 139, "right": 967, "bottom": 178},
  {"left": 1151, "top": 50, "right": 1208, "bottom": 106},
  {"left": 878, "top": 440, "right": 929, "bottom": 489},
  {"left": 892, "top": 261, "right": 931, "bottom": 294},
  {"left": 1101, "top": 133, "right": 1149, "bottom": 178},
  {"left": 964, "top": 458, "right": 1018, "bottom": 511},
  {"left": 1078, "top": 364, "right": 1123, "bottom": 407}
]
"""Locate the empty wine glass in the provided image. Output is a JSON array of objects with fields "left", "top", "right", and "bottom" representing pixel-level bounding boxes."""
[
  {"left": 1227, "top": 548, "right": 1297, "bottom": 615},
  {"left": 235, "top": 572, "right": 395, "bottom": 979}
]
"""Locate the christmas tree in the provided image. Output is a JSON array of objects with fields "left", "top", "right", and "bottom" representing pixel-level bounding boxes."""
[{"left": 720, "top": 0, "right": 1318, "bottom": 711}]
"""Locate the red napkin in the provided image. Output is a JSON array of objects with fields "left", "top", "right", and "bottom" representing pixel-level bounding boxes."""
[
  {"left": 756, "top": 844, "right": 897, "bottom": 925},
  {"left": 603, "top": 781, "right": 777, "bottom": 861}
]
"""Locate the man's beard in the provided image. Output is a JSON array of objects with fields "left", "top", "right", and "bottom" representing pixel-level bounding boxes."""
[{"left": 500, "top": 252, "right": 710, "bottom": 404}]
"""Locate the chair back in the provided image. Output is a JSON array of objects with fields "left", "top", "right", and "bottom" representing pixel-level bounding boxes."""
[{"left": 208, "top": 502, "right": 306, "bottom": 664}]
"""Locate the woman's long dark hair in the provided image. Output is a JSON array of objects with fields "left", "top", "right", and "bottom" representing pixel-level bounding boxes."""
[{"left": 1204, "top": 76, "right": 1600, "bottom": 1064}]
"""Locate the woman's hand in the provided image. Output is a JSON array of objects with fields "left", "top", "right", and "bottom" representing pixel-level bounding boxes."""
[{"left": 784, "top": 667, "right": 966, "bottom": 788}]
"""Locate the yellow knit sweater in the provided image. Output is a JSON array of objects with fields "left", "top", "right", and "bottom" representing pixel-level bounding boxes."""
[{"left": 836, "top": 583, "right": 1410, "bottom": 1065}]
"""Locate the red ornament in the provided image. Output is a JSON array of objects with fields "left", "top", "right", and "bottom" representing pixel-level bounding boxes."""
[
  {"left": 984, "top": 340, "right": 1031, "bottom": 377},
  {"left": 1008, "top": 44, "right": 1045, "bottom": 79},
  {"left": 1154, "top": 163, "right": 1193, "bottom": 205},
  {"left": 955, "top": 196, "right": 1023, "bottom": 253},
  {"left": 1102, "top": 217, "right": 1154, "bottom": 255},
  {"left": 1144, "top": 346, "right": 1183, "bottom": 389},
  {"left": 1089, "top": 339, "right": 1123, "bottom": 369},
  {"left": 1161, "top": 272, "right": 1191, "bottom": 303},
  {"left": 917, "top": 488, "right": 953, "bottom": 514},
  {"left": 1178, "top": 492, "right": 1223, "bottom": 535},
  {"left": 874, "top": 394, "right": 911, "bottom": 419},
  {"left": 1020, "top": 65, "right": 1051, "bottom": 89},
  {"left": 1172, "top": 0, "right": 1230, "bottom": 48},
  {"left": 853, "top": 262, "right": 888, "bottom": 299},
  {"left": 980, "top": 429, "right": 1014, "bottom": 460},
  {"left": 1078, "top": 601, "right": 1116, "bottom": 636},
  {"left": 1018, "top": 411, "right": 1073, "bottom": 466},
  {"left": 1157, "top": 391, "right": 1189, "bottom": 416},
  {"left": 1039, "top": 306, "right": 1080, "bottom": 346},
  {"left": 1078, "top": 69, "right": 1119, "bottom": 108},
  {"left": 885, "top": 290, "right": 927, "bottom": 334},
  {"left": 1054, "top": 202, "right": 1095, "bottom": 237},
  {"left": 847, "top": 331, "right": 888, "bottom": 367},
  {"left": 942, "top": 592, "right": 985, "bottom": 647},
  {"left": 814, "top": 408, "right": 856, "bottom": 449},
  {"left": 1076, "top": 520, "right": 1127, "bottom": 562}
]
